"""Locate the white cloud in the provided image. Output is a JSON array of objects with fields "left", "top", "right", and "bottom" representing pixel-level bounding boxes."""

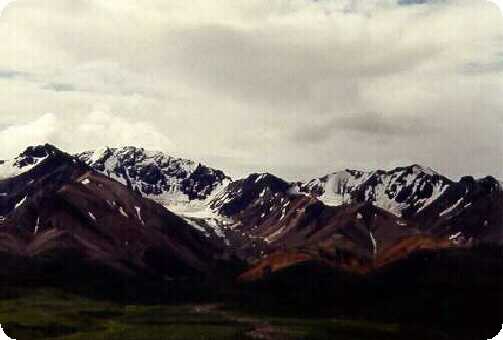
[
  {"left": 0, "top": 111, "right": 174, "bottom": 159},
  {"left": 0, "top": 113, "right": 58, "bottom": 156},
  {"left": 487, "top": 0, "right": 503, "bottom": 16},
  {"left": 0, "top": 0, "right": 16, "bottom": 16},
  {"left": 0, "top": 0, "right": 501, "bottom": 180}
]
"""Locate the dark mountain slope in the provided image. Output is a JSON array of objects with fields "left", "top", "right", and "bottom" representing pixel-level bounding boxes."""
[
  {"left": 0, "top": 145, "right": 220, "bottom": 286},
  {"left": 237, "top": 245, "right": 503, "bottom": 340}
]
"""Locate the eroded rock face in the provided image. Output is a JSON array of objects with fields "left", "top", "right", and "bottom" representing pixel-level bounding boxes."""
[{"left": 77, "top": 146, "right": 229, "bottom": 203}]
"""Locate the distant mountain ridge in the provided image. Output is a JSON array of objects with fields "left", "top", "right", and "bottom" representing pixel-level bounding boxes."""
[
  {"left": 76, "top": 147, "right": 500, "bottom": 220},
  {"left": 75, "top": 146, "right": 501, "bottom": 251},
  {"left": 0, "top": 144, "right": 500, "bottom": 277},
  {"left": 0, "top": 144, "right": 501, "bottom": 340}
]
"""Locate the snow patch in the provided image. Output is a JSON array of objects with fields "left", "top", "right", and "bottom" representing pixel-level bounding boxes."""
[
  {"left": 15, "top": 196, "right": 27, "bottom": 209},
  {"left": 205, "top": 218, "right": 227, "bottom": 238},
  {"left": 307, "top": 170, "right": 371, "bottom": 207},
  {"left": 88, "top": 212, "right": 96, "bottom": 221},
  {"left": 449, "top": 232, "right": 462, "bottom": 240},
  {"left": 397, "top": 220, "right": 407, "bottom": 227},
  {"left": 135, "top": 206, "right": 144, "bottom": 225},
  {"left": 119, "top": 206, "right": 128, "bottom": 218},
  {"left": 34, "top": 217, "right": 40, "bottom": 234},
  {"left": 185, "top": 219, "right": 210, "bottom": 238},
  {"left": 439, "top": 197, "right": 464, "bottom": 217},
  {"left": 255, "top": 174, "right": 266, "bottom": 183},
  {"left": 280, "top": 201, "right": 290, "bottom": 221},
  {"left": 264, "top": 226, "right": 285, "bottom": 243},
  {"left": 416, "top": 183, "right": 448, "bottom": 213},
  {"left": 369, "top": 230, "right": 377, "bottom": 256}
]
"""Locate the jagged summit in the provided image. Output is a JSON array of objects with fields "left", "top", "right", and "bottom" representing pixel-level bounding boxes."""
[
  {"left": 19, "top": 143, "right": 61, "bottom": 156},
  {"left": 0, "top": 137, "right": 500, "bottom": 340},
  {"left": 0, "top": 144, "right": 72, "bottom": 180},
  {"left": 2, "top": 145, "right": 496, "bottom": 227},
  {"left": 77, "top": 146, "right": 230, "bottom": 203},
  {"left": 392, "top": 163, "right": 439, "bottom": 175},
  {"left": 0, "top": 144, "right": 500, "bottom": 280},
  {"left": 0, "top": 146, "right": 216, "bottom": 280},
  {"left": 298, "top": 164, "right": 452, "bottom": 218}
]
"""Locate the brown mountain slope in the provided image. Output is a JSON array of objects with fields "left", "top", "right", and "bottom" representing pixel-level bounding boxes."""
[
  {"left": 238, "top": 233, "right": 455, "bottom": 282},
  {"left": 0, "top": 145, "right": 219, "bottom": 280}
]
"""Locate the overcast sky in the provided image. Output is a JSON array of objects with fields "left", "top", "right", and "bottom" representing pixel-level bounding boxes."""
[{"left": 0, "top": 0, "right": 502, "bottom": 181}]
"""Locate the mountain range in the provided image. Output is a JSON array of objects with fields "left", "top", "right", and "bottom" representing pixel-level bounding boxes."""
[
  {"left": 0, "top": 144, "right": 501, "bottom": 274},
  {"left": 0, "top": 144, "right": 502, "bottom": 339},
  {"left": 79, "top": 146, "right": 502, "bottom": 265}
]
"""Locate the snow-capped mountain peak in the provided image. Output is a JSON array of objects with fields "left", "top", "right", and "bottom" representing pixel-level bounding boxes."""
[
  {"left": 300, "top": 165, "right": 451, "bottom": 218},
  {"left": 299, "top": 169, "right": 372, "bottom": 206},
  {"left": 78, "top": 146, "right": 230, "bottom": 204},
  {"left": 0, "top": 144, "right": 61, "bottom": 180}
]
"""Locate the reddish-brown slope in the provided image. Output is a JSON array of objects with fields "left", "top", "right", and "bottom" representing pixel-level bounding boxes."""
[
  {"left": 238, "top": 233, "right": 455, "bottom": 282},
  {"left": 0, "top": 147, "right": 219, "bottom": 278}
]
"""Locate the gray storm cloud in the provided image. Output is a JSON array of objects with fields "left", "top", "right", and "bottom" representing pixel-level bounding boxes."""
[{"left": 0, "top": 0, "right": 501, "bottom": 180}]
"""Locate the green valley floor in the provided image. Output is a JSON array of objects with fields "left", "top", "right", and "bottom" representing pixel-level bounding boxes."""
[{"left": 0, "top": 288, "right": 454, "bottom": 340}]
